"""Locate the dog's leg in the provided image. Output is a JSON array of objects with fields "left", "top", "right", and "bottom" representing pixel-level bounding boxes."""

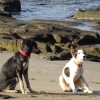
[
  {"left": 74, "top": 78, "right": 83, "bottom": 91},
  {"left": 59, "top": 75, "right": 71, "bottom": 92},
  {"left": 75, "top": 78, "right": 81, "bottom": 87},
  {"left": 17, "top": 71, "right": 26, "bottom": 94},
  {"left": 63, "top": 71, "right": 77, "bottom": 94},
  {"left": 69, "top": 78, "right": 78, "bottom": 94},
  {"left": 8, "top": 77, "right": 18, "bottom": 90},
  {"left": 23, "top": 69, "right": 34, "bottom": 93},
  {"left": 3, "top": 78, "right": 18, "bottom": 93},
  {"left": 80, "top": 76, "right": 93, "bottom": 94}
]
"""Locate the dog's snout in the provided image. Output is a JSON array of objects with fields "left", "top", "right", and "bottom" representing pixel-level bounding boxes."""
[
  {"left": 35, "top": 49, "right": 41, "bottom": 54},
  {"left": 32, "top": 48, "right": 40, "bottom": 54}
]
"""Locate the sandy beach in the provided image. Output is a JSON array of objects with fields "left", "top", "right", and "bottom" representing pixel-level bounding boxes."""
[{"left": 0, "top": 52, "right": 100, "bottom": 100}]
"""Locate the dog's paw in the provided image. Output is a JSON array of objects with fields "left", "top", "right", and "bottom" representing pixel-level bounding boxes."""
[
  {"left": 25, "top": 91, "right": 28, "bottom": 94},
  {"left": 30, "top": 90, "right": 34, "bottom": 93},
  {"left": 84, "top": 90, "right": 93, "bottom": 94},
  {"left": 73, "top": 90, "right": 78, "bottom": 94},
  {"left": 4, "top": 89, "right": 18, "bottom": 93},
  {"left": 22, "top": 90, "right": 27, "bottom": 94},
  {"left": 88, "top": 90, "right": 93, "bottom": 94},
  {"left": 28, "top": 88, "right": 38, "bottom": 94},
  {"left": 12, "top": 90, "right": 18, "bottom": 93}
]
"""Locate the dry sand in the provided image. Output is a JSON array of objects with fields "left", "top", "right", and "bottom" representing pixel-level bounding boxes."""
[{"left": 0, "top": 52, "right": 100, "bottom": 100}]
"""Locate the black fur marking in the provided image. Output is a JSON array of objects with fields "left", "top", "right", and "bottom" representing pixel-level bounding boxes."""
[{"left": 64, "top": 67, "right": 70, "bottom": 77}]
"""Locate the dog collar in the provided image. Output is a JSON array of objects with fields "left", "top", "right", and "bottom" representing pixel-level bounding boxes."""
[{"left": 19, "top": 50, "right": 30, "bottom": 59}]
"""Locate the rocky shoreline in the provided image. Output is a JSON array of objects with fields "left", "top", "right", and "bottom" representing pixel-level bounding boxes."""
[
  {"left": 0, "top": 5, "right": 100, "bottom": 61},
  {"left": 72, "top": 8, "right": 100, "bottom": 20}
]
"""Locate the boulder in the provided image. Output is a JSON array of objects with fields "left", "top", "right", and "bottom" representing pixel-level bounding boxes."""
[
  {"left": 47, "top": 55, "right": 60, "bottom": 61},
  {"left": 47, "top": 51, "right": 71, "bottom": 61},
  {"left": 0, "top": 4, "right": 11, "bottom": 16},
  {"left": 33, "top": 33, "right": 55, "bottom": 44},
  {"left": 73, "top": 9, "right": 100, "bottom": 20},
  {"left": 84, "top": 45, "right": 100, "bottom": 62},
  {"left": 50, "top": 45, "right": 63, "bottom": 54},
  {"left": 53, "top": 34, "right": 62, "bottom": 43},
  {"left": 57, "top": 51, "right": 71, "bottom": 60},
  {"left": 78, "top": 34, "right": 100, "bottom": 45},
  {"left": 0, "top": 38, "right": 22, "bottom": 51},
  {"left": 36, "top": 42, "right": 52, "bottom": 54},
  {"left": 0, "top": 0, "right": 21, "bottom": 12}
]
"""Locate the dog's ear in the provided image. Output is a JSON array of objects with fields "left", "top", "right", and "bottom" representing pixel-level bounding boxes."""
[
  {"left": 22, "top": 39, "right": 32, "bottom": 45},
  {"left": 83, "top": 49, "right": 86, "bottom": 56},
  {"left": 22, "top": 39, "right": 27, "bottom": 43},
  {"left": 70, "top": 44, "right": 77, "bottom": 58},
  {"left": 71, "top": 49, "right": 77, "bottom": 58}
]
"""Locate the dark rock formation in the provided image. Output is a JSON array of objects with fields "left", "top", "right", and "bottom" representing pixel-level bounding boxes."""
[
  {"left": 0, "top": 0, "right": 21, "bottom": 16},
  {"left": 0, "top": 3, "right": 11, "bottom": 16},
  {"left": 0, "top": 0, "right": 21, "bottom": 11},
  {"left": 0, "top": 17, "right": 100, "bottom": 61}
]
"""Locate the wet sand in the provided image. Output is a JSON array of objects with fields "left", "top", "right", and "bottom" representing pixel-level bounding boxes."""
[{"left": 0, "top": 52, "right": 100, "bottom": 100}]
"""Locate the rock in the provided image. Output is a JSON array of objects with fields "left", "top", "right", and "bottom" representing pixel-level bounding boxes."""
[
  {"left": 78, "top": 34, "right": 100, "bottom": 45},
  {"left": 0, "top": 38, "right": 22, "bottom": 51},
  {"left": 85, "top": 45, "right": 100, "bottom": 62},
  {"left": 73, "top": 9, "right": 100, "bottom": 20},
  {"left": 50, "top": 45, "right": 63, "bottom": 54},
  {"left": 0, "top": 4, "right": 11, "bottom": 16},
  {"left": 92, "top": 22, "right": 100, "bottom": 29},
  {"left": 47, "top": 51, "right": 71, "bottom": 61},
  {"left": 0, "top": 16, "right": 27, "bottom": 35},
  {"left": 0, "top": 47, "right": 7, "bottom": 51},
  {"left": 1, "top": 33, "right": 22, "bottom": 39},
  {"left": 47, "top": 55, "right": 60, "bottom": 61},
  {"left": 0, "top": 0, "right": 21, "bottom": 12},
  {"left": 0, "top": 18, "right": 100, "bottom": 61},
  {"left": 36, "top": 42, "right": 52, "bottom": 54},
  {"left": 53, "top": 33, "right": 70, "bottom": 43},
  {"left": 57, "top": 51, "right": 71, "bottom": 60},
  {"left": 86, "top": 46, "right": 100, "bottom": 57},
  {"left": 33, "top": 33, "right": 55, "bottom": 44},
  {"left": 53, "top": 34, "right": 62, "bottom": 43}
]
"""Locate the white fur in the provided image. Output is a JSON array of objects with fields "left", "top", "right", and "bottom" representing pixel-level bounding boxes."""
[{"left": 59, "top": 49, "right": 93, "bottom": 94}]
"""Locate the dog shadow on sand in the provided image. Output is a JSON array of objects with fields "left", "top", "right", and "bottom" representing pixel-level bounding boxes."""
[
  {"left": 28, "top": 90, "right": 100, "bottom": 97},
  {"left": 0, "top": 90, "right": 100, "bottom": 99}
]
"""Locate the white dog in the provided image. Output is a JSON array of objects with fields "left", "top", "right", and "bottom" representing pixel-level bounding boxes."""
[{"left": 59, "top": 49, "right": 93, "bottom": 94}]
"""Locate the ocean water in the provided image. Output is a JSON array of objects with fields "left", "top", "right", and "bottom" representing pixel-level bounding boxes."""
[
  {"left": 12, "top": 0, "right": 100, "bottom": 21},
  {"left": 12, "top": 0, "right": 100, "bottom": 34}
]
